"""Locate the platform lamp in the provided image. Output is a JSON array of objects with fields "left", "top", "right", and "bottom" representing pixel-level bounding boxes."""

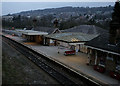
[{"left": 53, "top": 19, "right": 60, "bottom": 53}]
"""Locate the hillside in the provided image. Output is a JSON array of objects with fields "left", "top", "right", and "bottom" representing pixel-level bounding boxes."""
[
  {"left": 3, "top": 6, "right": 113, "bottom": 30},
  {"left": 13, "top": 6, "right": 113, "bottom": 17}
]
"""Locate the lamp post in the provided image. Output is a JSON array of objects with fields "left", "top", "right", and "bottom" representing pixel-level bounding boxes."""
[{"left": 58, "top": 42, "right": 60, "bottom": 54}]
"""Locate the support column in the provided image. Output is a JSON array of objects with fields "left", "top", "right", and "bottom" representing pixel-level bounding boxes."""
[
  {"left": 58, "top": 43, "right": 60, "bottom": 54},
  {"left": 43, "top": 37, "right": 45, "bottom": 45},
  {"left": 87, "top": 52, "right": 90, "bottom": 64},
  {"left": 95, "top": 50, "right": 98, "bottom": 65},
  {"left": 79, "top": 44, "right": 80, "bottom": 52},
  {"left": 87, "top": 49, "right": 91, "bottom": 65},
  {"left": 68, "top": 43, "right": 70, "bottom": 49}
]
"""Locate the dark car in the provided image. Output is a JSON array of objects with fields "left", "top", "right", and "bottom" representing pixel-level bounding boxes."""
[
  {"left": 110, "top": 71, "right": 120, "bottom": 80},
  {"left": 64, "top": 50, "right": 75, "bottom": 56},
  {"left": 94, "top": 64, "right": 106, "bottom": 73}
]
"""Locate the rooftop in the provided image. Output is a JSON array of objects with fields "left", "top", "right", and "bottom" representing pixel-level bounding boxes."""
[
  {"left": 46, "top": 32, "right": 98, "bottom": 43},
  {"left": 22, "top": 30, "right": 48, "bottom": 35},
  {"left": 85, "top": 33, "right": 120, "bottom": 55},
  {"left": 33, "top": 27, "right": 56, "bottom": 34},
  {"left": 62, "top": 25, "right": 108, "bottom": 35}
]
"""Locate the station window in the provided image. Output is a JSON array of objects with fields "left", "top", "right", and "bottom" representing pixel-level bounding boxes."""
[
  {"left": 116, "top": 55, "right": 120, "bottom": 65},
  {"left": 107, "top": 54, "right": 113, "bottom": 61}
]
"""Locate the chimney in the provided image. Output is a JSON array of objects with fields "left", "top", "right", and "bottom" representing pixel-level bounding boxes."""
[
  {"left": 53, "top": 19, "right": 59, "bottom": 28},
  {"left": 109, "top": 1, "right": 120, "bottom": 45}
]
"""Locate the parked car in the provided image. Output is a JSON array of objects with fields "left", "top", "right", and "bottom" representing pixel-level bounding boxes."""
[
  {"left": 64, "top": 50, "right": 75, "bottom": 56},
  {"left": 110, "top": 71, "right": 120, "bottom": 80},
  {"left": 94, "top": 65, "right": 106, "bottom": 73}
]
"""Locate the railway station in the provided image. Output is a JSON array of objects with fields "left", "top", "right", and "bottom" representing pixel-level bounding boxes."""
[
  {"left": 2, "top": 1, "right": 120, "bottom": 85},
  {"left": 2, "top": 33, "right": 119, "bottom": 85}
]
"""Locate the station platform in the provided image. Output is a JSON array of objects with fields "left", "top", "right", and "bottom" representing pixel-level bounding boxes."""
[{"left": 3, "top": 34, "right": 120, "bottom": 85}]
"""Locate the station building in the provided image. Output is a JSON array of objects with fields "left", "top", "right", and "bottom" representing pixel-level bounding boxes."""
[
  {"left": 85, "top": 33, "right": 120, "bottom": 71},
  {"left": 45, "top": 32, "right": 98, "bottom": 53},
  {"left": 19, "top": 27, "right": 61, "bottom": 44},
  {"left": 85, "top": 1, "right": 120, "bottom": 73},
  {"left": 22, "top": 30, "right": 48, "bottom": 44}
]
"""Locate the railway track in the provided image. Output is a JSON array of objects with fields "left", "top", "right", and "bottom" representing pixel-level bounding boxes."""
[{"left": 2, "top": 35, "right": 101, "bottom": 86}]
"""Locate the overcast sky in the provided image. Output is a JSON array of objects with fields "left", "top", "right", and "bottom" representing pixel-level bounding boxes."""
[
  {"left": 2, "top": 0, "right": 116, "bottom": 15},
  {"left": 1, "top": 0, "right": 117, "bottom": 2}
]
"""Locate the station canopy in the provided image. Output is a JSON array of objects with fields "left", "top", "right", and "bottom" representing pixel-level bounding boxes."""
[
  {"left": 21, "top": 30, "right": 48, "bottom": 35},
  {"left": 46, "top": 32, "right": 98, "bottom": 43}
]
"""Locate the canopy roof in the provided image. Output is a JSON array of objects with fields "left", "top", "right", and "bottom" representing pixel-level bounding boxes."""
[
  {"left": 21, "top": 30, "right": 48, "bottom": 35},
  {"left": 46, "top": 32, "right": 98, "bottom": 43}
]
